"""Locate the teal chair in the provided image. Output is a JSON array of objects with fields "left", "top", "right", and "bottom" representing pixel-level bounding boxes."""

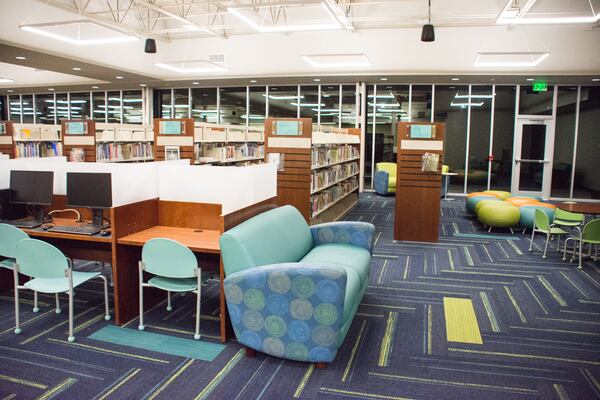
[
  {"left": 138, "top": 238, "right": 210, "bottom": 340},
  {"left": 13, "top": 239, "right": 110, "bottom": 342},
  {"left": 564, "top": 219, "right": 600, "bottom": 270},
  {"left": 529, "top": 209, "right": 567, "bottom": 258}
]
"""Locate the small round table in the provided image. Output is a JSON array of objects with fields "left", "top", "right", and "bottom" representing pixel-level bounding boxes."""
[{"left": 558, "top": 202, "right": 600, "bottom": 216}]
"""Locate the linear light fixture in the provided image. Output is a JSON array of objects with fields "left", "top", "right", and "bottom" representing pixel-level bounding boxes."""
[
  {"left": 20, "top": 20, "right": 138, "bottom": 45},
  {"left": 451, "top": 101, "right": 484, "bottom": 107},
  {"left": 262, "top": 94, "right": 303, "bottom": 100},
  {"left": 368, "top": 102, "right": 401, "bottom": 107},
  {"left": 228, "top": 3, "right": 341, "bottom": 33},
  {"left": 474, "top": 52, "right": 549, "bottom": 67},
  {"left": 302, "top": 54, "right": 370, "bottom": 68},
  {"left": 367, "top": 94, "right": 395, "bottom": 99},
  {"left": 155, "top": 60, "right": 227, "bottom": 73},
  {"left": 377, "top": 109, "right": 407, "bottom": 113},
  {"left": 496, "top": 0, "right": 600, "bottom": 25},
  {"left": 0, "top": 78, "right": 14, "bottom": 83},
  {"left": 290, "top": 102, "right": 325, "bottom": 107},
  {"left": 454, "top": 93, "right": 494, "bottom": 99}
]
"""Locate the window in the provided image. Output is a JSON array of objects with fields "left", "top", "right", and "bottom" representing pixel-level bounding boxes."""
[
  {"left": 191, "top": 88, "right": 218, "bottom": 123},
  {"left": 0, "top": 96, "right": 6, "bottom": 120},
  {"left": 341, "top": 85, "right": 357, "bottom": 128},
  {"left": 492, "top": 86, "right": 517, "bottom": 192},
  {"left": 21, "top": 95, "right": 34, "bottom": 123},
  {"left": 519, "top": 85, "right": 554, "bottom": 116},
  {"left": 69, "top": 92, "right": 91, "bottom": 120},
  {"left": 573, "top": 86, "right": 600, "bottom": 199},
  {"left": 219, "top": 87, "right": 246, "bottom": 124},
  {"left": 92, "top": 92, "right": 107, "bottom": 123},
  {"left": 9, "top": 95, "right": 21, "bottom": 122},
  {"left": 435, "top": 85, "right": 469, "bottom": 193},
  {"left": 173, "top": 88, "right": 189, "bottom": 119},
  {"left": 247, "top": 86, "right": 266, "bottom": 126},
  {"left": 123, "top": 90, "right": 143, "bottom": 124},
  {"left": 467, "top": 85, "right": 493, "bottom": 193},
  {"left": 411, "top": 85, "right": 432, "bottom": 122},
  {"left": 267, "top": 86, "right": 298, "bottom": 118},
  {"left": 156, "top": 89, "right": 172, "bottom": 119},
  {"left": 35, "top": 94, "right": 55, "bottom": 124},
  {"left": 299, "top": 85, "right": 319, "bottom": 120},
  {"left": 551, "top": 86, "right": 578, "bottom": 198},
  {"left": 55, "top": 93, "right": 69, "bottom": 122},
  {"left": 107, "top": 91, "right": 121, "bottom": 123},
  {"left": 320, "top": 85, "right": 340, "bottom": 126}
]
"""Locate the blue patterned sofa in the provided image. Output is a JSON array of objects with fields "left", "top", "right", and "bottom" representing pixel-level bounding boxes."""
[{"left": 220, "top": 205, "right": 374, "bottom": 366}]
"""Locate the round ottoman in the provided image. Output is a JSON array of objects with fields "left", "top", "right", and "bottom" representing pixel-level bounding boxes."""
[
  {"left": 505, "top": 197, "right": 540, "bottom": 207},
  {"left": 513, "top": 194, "right": 544, "bottom": 202},
  {"left": 478, "top": 203, "right": 520, "bottom": 231},
  {"left": 466, "top": 195, "right": 498, "bottom": 214},
  {"left": 519, "top": 205, "right": 555, "bottom": 229},
  {"left": 483, "top": 190, "right": 512, "bottom": 200},
  {"left": 468, "top": 191, "right": 500, "bottom": 199},
  {"left": 474, "top": 198, "right": 504, "bottom": 215}
]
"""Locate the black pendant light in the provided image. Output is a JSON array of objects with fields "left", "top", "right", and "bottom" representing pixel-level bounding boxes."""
[
  {"left": 144, "top": 38, "right": 157, "bottom": 53},
  {"left": 421, "top": 0, "right": 435, "bottom": 42}
]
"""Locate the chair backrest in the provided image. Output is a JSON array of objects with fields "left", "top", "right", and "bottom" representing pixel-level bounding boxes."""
[
  {"left": 219, "top": 205, "right": 313, "bottom": 276},
  {"left": 375, "top": 162, "right": 396, "bottom": 177},
  {"left": 534, "top": 209, "right": 550, "bottom": 231},
  {"left": 442, "top": 165, "right": 449, "bottom": 174},
  {"left": 142, "top": 238, "right": 197, "bottom": 278},
  {"left": 0, "top": 223, "right": 29, "bottom": 258},
  {"left": 583, "top": 219, "right": 600, "bottom": 241},
  {"left": 555, "top": 208, "right": 584, "bottom": 223},
  {"left": 15, "top": 239, "right": 68, "bottom": 279}
]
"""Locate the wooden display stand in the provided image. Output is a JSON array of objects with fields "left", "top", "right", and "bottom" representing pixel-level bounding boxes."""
[
  {"left": 61, "top": 119, "right": 96, "bottom": 162},
  {"left": 0, "top": 121, "right": 14, "bottom": 158},
  {"left": 264, "top": 118, "right": 361, "bottom": 224},
  {"left": 153, "top": 118, "right": 194, "bottom": 162},
  {"left": 394, "top": 122, "right": 445, "bottom": 243}
]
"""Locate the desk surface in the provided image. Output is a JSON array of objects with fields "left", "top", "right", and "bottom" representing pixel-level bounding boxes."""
[
  {"left": 558, "top": 202, "right": 600, "bottom": 215},
  {"left": 118, "top": 226, "right": 221, "bottom": 254},
  {"left": 22, "top": 218, "right": 112, "bottom": 243}
]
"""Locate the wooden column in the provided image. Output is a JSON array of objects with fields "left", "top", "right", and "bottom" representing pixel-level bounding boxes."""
[
  {"left": 394, "top": 122, "right": 445, "bottom": 243},
  {"left": 61, "top": 120, "right": 96, "bottom": 162},
  {"left": 0, "top": 121, "right": 14, "bottom": 158},
  {"left": 153, "top": 118, "right": 194, "bottom": 162}
]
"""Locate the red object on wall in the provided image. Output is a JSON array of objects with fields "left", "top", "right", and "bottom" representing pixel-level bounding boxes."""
[{"left": 488, "top": 154, "right": 494, "bottom": 161}]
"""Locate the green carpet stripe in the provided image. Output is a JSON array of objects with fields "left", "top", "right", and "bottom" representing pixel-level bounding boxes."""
[
  {"left": 193, "top": 349, "right": 244, "bottom": 400},
  {"left": 88, "top": 325, "right": 225, "bottom": 361},
  {"left": 453, "top": 233, "right": 518, "bottom": 240}
]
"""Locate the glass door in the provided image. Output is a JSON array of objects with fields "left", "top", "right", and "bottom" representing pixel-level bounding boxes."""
[{"left": 512, "top": 118, "right": 554, "bottom": 199}]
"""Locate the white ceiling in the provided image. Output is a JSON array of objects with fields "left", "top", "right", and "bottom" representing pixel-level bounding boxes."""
[
  {"left": 0, "top": 0, "right": 599, "bottom": 87},
  {"left": 0, "top": 62, "right": 104, "bottom": 87}
]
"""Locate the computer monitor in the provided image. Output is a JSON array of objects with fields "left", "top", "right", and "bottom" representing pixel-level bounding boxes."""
[
  {"left": 66, "top": 172, "right": 112, "bottom": 226},
  {"left": 9, "top": 170, "right": 54, "bottom": 224}
]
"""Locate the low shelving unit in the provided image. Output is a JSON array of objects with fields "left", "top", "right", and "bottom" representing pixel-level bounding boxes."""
[
  {"left": 95, "top": 123, "right": 153, "bottom": 163},
  {"left": 194, "top": 123, "right": 264, "bottom": 166}
]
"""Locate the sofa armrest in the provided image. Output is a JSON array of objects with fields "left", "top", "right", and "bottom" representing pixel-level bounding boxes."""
[
  {"left": 310, "top": 221, "right": 376, "bottom": 254},
  {"left": 224, "top": 263, "right": 347, "bottom": 363},
  {"left": 374, "top": 170, "right": 390, "bottom": 195}
]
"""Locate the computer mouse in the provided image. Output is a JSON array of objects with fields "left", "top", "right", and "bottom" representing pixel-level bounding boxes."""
[
  {"left": 41, "top": 224, "right": 53, "bottom": 231},
  {"left": 100, "top": 230, "right": 110, "bottom": 236}
]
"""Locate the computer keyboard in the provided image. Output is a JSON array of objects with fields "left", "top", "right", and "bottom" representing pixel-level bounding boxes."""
[
  {"left": 48, "top": 224, "right": 104, "bottom": 236},
  {"left": 3, "top": 218, "right": 43, "bottom": 229}
]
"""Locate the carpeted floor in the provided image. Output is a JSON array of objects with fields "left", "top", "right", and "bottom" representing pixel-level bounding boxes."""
[{"left": 1, "top": 193, "right": 600, "bottom": 399}]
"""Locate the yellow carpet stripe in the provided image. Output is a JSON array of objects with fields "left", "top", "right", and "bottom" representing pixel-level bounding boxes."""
[
  {"left": 0, "top": 295, "right": 49, "bottom": 307},
  {"left": 448, "top": 347, "right": 600, "bottom": 366},
  {"left": 374, "top": 231, "right": 382, "bottom": 246},
  {"left": 47, "top": 338, "right": 169, "bottom": 364},
  {"left": 372, "top": 286, "right": 466, "bottom": 296},
  {"left": 148, "top": 359, "right": 195, "bottom": 400},
  {"left": 20, "top": 306, "right": 100, "bottom": 345},
  {"left": 506, "top": 239, "right": 523, "bottom": 255},
  {"left": 392, "top": 280, "right": 493, "bottom": 290},
  {"left": 441, "top": 270, "right": 534, "bottom": 278},
  {"left": 509, "top": 325, "right": 600, "bottom": 337},
  {"left": 36, "top": 378, "right": 77, "bottom": 400},
  {"left": 356, "top": 313, "right": 384, "bottom": 318},
  {"left": 583, "top": 369, "right": 600, "bottom": 394},
  {"left": 463, "top": 247, "right": 474, "bottom": 266},
  {"left": 320, "top": 387, "right": 413, "bottom": 400},
  {"left": 481, "top": 244, "right": 493, "bottom": 262},
  {"left": 0, "top": 374, "right": 47, "bottom": 389},
  {"left": 378, "top": 312, "right": 398, "bottom": 367},
  {"left": 0, "top": 310, "right": 55, "bottom": 336},
  {"left": 369, "top": 372, "right": 537, "bottom": 394},
  {"left": 293, "top": 364, "right": 315, "bottom": 398},
  {"left": 559, "top": 271, "right": 591, "bottom": 300},
  {"left": 194, "top": 349, "right": 244, "bottom": 400},
  {"left": 427, "top": 305, "right": 432, "bottom": 354},
  {"left": 537, "top": 275, "right": 567, "bottom": 306},
  {"left": 1, "top": 394, "right": 16, "bottom": 400},
  {"left": 97, "top": 368, "right": 141, "bottom": 400},
  {"left": 495, "top": 242, "right": 510, "bottom": 258},
  {"left": 553, "top": 384, "right": 570, "bottom": 400},
  {"left": 443, "top": 297, "right": 483, "bottom": 344},
  {"left": 479, "top": 292, "right": 500, "bottom": 333},
  {"left": 420, "top": 276, "right": 513, "bottom": 285},
  {"left": 377, "top": 260, "right": 389, "bottom": 285},
  {"left": 342, "top": 320, "right": 367, "bottom": 382},
  {"left": 503, "top": 286, "right": 527, "bottom": 324},
  {"left": 523, "top": 281, "right": 549, "bottom": 315},
  {"left": 447, "top": 249, "right": 455, "bottom": 270},
  {"left": 74, "top": 314, "right": 107, "bottom": 334}
]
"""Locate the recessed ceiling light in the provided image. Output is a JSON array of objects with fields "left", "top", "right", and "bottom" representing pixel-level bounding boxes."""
[
  {"left": 526, "top": 78, "right": 534, "bottom": 81},
  {"left": 72, "top": 67, "right": 82, "bottom": 71},
  {"left": 474, "top": 51, "right": 549, "bottom": 67},
  {"left": 380, "top": 78, "right": 388, "bottom": 81},
  {"left": 0, "top": 78, "right": 15, "bottom": 83},
  {"left": 451, "top": 78, "right": 459, "bottom": 81},
  {"left": 92, "top": 86, "right": 99, "bottom": 89},
  {"left": 593, "top": 78, "right": 600, "bottom": 82},
  {"left": 140, "top": 83, "right": 147, "bottom": 87},
  {"left": 15, "top": 56, "right": 26, "bottom": 60},
  {"left": 314, "top": 78, "right": 321, "bottom": 82},
  {"left": 20, "top": 21, "right": 138, "bottom": 45},
  {"left": 48, "top": 88, "right": 55, "bottom": 91},
  {"left": 115, "top": 76, "right": 124, "bottom": 79},
  {"left": 193, "top": 82, "right": 199, "bottom": 85},
  {"left": 250, "top": 80, "right": 257, "bottom": 83},
  {"left": 7, "top": 89, "right": 14, "bottom": 92}
]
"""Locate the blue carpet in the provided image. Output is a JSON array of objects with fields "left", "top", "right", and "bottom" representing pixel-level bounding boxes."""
[
  {"left": 88, "top": 325, "right": 225, "bottom": 361},
  {"left": 453, "top": 232, "right": 519, "bottom": 240}
]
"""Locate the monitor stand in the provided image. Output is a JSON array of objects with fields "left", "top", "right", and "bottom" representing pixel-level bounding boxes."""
[
  {"left": 92, "top": 209, "right": 105, "bottom": 227},
  {"left": 7, "top": 205, "right": 46, "bottom": 228}
]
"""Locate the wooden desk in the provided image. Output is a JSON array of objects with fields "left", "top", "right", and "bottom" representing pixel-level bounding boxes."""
[
  {"left": 558, "top": 202, "right": 600, "bottom": 216},
  {"left": 118, "top": 226, "right": 219, "bottom": 253}
]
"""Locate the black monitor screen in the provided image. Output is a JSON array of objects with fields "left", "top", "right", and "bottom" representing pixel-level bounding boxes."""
[
  {"left": 66, "top": 172, "right": 112, "bottom": 209},
  {"left": 9, "top": 170, "right": 54, "bottom": 206}
]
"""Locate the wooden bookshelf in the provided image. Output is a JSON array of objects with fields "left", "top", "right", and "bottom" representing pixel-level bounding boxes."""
[
  {"left": 194, "top": 122, "right": 264, "bottom": 166},
  {"left": 61, "top": 119, "right": 96, "bottom": 162},
  {"left": 153, "top": 118, "right": 194, "bottom": 162},
  {"left": 0, "top": 121, "right": 14, "bottom": 158},
  {"left": 95, "top": 123, "right": 153, "bottom": 163},
  {"left": 10, "top": 123, "right": 62, "bottom": 158},
  {"left": 264, "top": 118, "right": 361, "bottom": 224}
]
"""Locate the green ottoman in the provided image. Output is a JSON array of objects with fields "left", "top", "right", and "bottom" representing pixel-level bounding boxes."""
[
  {"left": 483, "top": 190, "right": 512, "bottom": 200},
  {"left": 519, "top": 205, "right": 555, "bottom": 229},
  {"left": 513, "top": 194, "right": 543, "bottom": 202},
  {"left": 478, "top": 203, "right": 520, "bottom": 232},
  {"left": 474, "top": 198, "right": 504, "bottom": 215},
  {"left": 466, "top": 195, "right": 498, "bottom": 214}
]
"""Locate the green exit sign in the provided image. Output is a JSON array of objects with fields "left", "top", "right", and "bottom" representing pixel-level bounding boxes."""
[{"left": 532, "top": 81, "right": 548, "bottom": 92}]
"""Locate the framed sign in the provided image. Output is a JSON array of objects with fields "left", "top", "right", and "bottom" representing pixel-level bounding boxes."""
[
  {"left": 66, "top": 121, "right": 86, "bottom": 135},
  {"left": 160, "top": 121, "right": 183, "bottom": 135},
  {"left": 272, "top": 120, "right": 302, "bottom": 136},
  {"left": 0, "top": 123, "right": 6, "bottom": 135},
  {"left": 165, "top": 146, "right": 180, "bottom": 160},
  {"left": 410, "top": 125, "right": 435, "bottom": 139}
]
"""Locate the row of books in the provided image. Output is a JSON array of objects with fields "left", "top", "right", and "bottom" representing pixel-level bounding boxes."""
[
  {"left": 311, "top": 161, "right": 359, "bottom": 192},
  {"left": 14, "top": 127, "right": 60, "bottom": 141},
  {"left": 15, "top": 142, "right": 62, "bottom": 158},
  {"left": 310, "top": 177, "right": 359, "bottom": 217},
  {"left": 312, "top": 144, "right": 359, "bottom": 168},
  {"left": 96, "top": 142, "right": 153, "bottom": 162},
  {"left": 199, "top": 143, "right": 264, "bottom": 162}
]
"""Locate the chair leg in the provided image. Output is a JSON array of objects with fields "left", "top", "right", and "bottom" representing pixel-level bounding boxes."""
[
  {"left": 543, "top": 233, "right": 550, "bottom": 258},
  {"left": 194, "top": 273, "right": 201, "bottom": 340},
  {"left": 556, "top": 235, "right": 561, "bottom": 251},
  {"left": 563, "top": 238, "right": 572, "bottom": 261},
  {"left": 33, "top": 290, "right": 39, "bottom": 313},
  {"left": 14, "top": 269, "right": 21, "bottom": 334},
  {"left": 138, "top": 262, "right": 145, "bottom": 331},
  {"left": 578, "top": 238, "right": 584, "bottom": 270},
  {"left": 529, "top": 227, "right": 536, "bottom": 252},
  {"left": 166, "top": 291, "right": 172, "bottom": 312},
  {"left": 98, "top": 275, "right": 111, "bottom": 321},
  {"left": 55, "top": 293, "right": 61, "bottom": 314},
  {"left": 68, "top": 274, "right": 75, "bottom": 343}
]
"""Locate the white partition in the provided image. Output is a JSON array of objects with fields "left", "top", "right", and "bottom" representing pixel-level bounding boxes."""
[{"left": 158, "top": 162, "right": 277, "bottom": 215}]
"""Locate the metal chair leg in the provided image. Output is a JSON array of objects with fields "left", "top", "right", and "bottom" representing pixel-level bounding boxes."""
[
  {"left": 194, "top": 272, "right": 201, "bottom": 340},
  {"left": 543, "top": 233, "right": 550, "bottom": 258},
  {"left": 14, "top": 269, "right": 21, "bottom": 334},
  {"left": 98, "top": 275, "right": 111, "bottom": 321},
  {"left": 529, "top": 225, "right": 536, "bottom": 252},
  {"left": 55, "top": 293, "right": 61, "bottom": 314},
  {"left": 578, "top": 238, "right": 584, "bottom": 270},
  {"left": 167, "top": 291, "right": 172, "bottom": 312},
  {"left": 68, "top": 270, "right": 75, "bottom": 343},
  {"left": 33, "top": 290, "right": 39, "bottom": 313},
  {"left": 138, "top": 262, "right": 145, "bottom": 331}
]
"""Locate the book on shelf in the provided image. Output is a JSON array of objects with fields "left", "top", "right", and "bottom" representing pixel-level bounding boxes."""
[
  {"left": 310, "top": 177, "right": 359, "bottom": 217},
  {"left": 96, "top": 142, "right": 153, "bottom": 162},
  {"left": 197, "top": 143, "right": 264, "bottom": 162},
  {"left": 15, "top": 141, "right": 62, "bottom": 158},
  {"left": 311, "top": 161, "right": 359, "bottom": 192},
  {"left": 311, "top": 144, "right": 360, "bottom": 168}
]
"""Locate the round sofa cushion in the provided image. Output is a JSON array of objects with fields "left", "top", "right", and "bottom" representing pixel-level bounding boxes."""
[
  {"left": 505, "top": 197, "right": 540, "bottom": 207},
  {"left": 478, "top": 203, "right": 520, "bottom": 228},
  {"left": 483, "top": 190, "right": 512, "bottom": 200},
  {"left": 466, "top": 195, "right": 498, "bottom": 214},
  {"left": 519, "top": 205, "right": 555, "bottom": 229},
  {"left": 467, "top": 191, "right": 500, "bottom": 199},
  {"left": 474, "top": 198, "right": 504, "bottom": 215}
]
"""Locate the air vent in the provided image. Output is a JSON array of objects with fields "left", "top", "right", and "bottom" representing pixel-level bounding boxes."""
[{"left": 209, "top": 54, "right": 225, "bottom": 63}]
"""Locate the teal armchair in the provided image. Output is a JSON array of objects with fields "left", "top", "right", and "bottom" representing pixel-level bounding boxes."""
[{"left": 220, "top": 206, "right": 374, "bottom": 366}]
